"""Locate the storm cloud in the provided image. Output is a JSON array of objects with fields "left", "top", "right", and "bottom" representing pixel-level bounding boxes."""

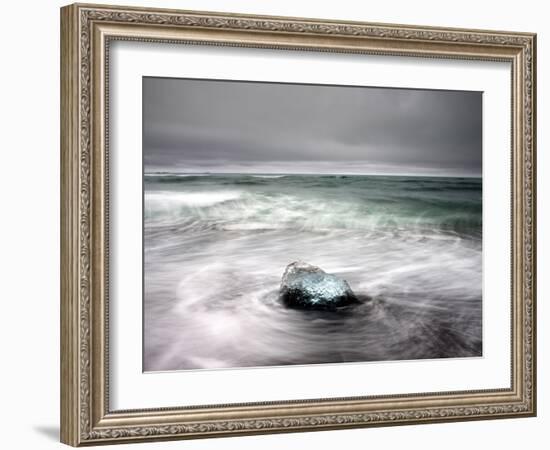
[{"left": 143, "top": 77, "right": 482, "bottom": 176}]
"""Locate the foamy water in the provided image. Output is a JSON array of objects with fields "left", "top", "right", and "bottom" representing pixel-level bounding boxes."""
[{"left": 144, "top": 174, "right": 482, "bottom": 371}]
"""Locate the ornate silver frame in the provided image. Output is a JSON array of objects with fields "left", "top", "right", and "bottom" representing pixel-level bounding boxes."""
[{"left": 60, "top": 3, "right": 536, "bottom": 446}]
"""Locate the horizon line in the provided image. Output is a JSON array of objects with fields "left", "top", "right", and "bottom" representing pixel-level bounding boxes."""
[{"left": 144, "top": 171, "right": 482, "bottom": 179}]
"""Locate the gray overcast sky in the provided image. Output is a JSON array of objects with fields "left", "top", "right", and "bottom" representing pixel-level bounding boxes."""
[{"left": 143, "top": 77, "right": 482, "bottom": 176}]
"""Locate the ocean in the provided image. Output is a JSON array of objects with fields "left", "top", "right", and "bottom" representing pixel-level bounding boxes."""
[{"left": 143, "top": 173, "right": 482, "bottom": 371}]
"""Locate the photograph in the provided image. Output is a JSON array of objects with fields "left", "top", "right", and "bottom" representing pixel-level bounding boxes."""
[
  {"left": 58, "top": 3, "right": 537, "bottom": 445},
  {"left": 143, "top": 77, "right": 483, "bottom": 372}
]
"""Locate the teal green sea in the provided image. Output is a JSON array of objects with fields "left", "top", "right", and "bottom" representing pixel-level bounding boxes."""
[{"left": 144, "top": 174, "right": 482, "bottom": 371}]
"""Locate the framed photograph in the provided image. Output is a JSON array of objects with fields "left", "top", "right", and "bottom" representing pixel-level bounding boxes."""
[{"left": 60, "top": 3, "right": 537, "bottom": 446}]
